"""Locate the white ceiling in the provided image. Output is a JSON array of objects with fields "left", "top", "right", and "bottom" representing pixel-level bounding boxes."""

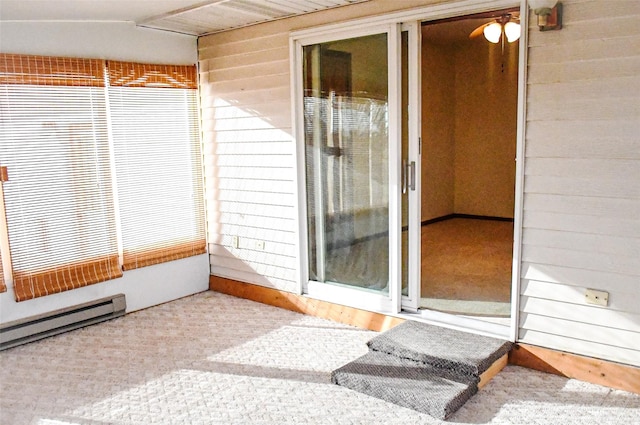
[{"left": 0, "top": 0, "right": 371, "bottom": 36}]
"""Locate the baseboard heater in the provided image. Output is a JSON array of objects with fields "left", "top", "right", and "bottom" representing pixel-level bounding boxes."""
[{"left": 0, "top": 294, "right": 126, "bottom": 351}]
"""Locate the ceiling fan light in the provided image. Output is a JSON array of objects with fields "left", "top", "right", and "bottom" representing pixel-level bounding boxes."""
[
  {"left": 483, "top": 22, "right": 502, "bottom": 43},
  {"left": 505, "top": 22, "right": 521, "bottom": 42}
]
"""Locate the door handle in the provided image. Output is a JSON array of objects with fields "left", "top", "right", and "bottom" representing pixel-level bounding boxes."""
[
  {"left": 408, "top": 161, "right": 416, "bottom": 191},
  {"left": 402, "top": 160, "right": 415, "bottom": 194},
  {"left": 402, "top": 159, "right": 407, "bottom": 194}
]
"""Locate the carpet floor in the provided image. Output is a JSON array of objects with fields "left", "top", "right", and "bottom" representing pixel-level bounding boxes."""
[
  {"left": 1, "top": 291, "right": 638, "bottom": 424},
  {"left": 421, "top": 218, "right": 513, "bottom": 316}
]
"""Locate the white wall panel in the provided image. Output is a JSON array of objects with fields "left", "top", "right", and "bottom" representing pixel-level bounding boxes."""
[{"left": 519, "top": 0, "right": 640, "bottom": 366}]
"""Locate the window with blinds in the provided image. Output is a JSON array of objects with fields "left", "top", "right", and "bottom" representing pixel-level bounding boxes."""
[
  {"left": 107, "top": 61, "right": 206, "bottom": 270},
  {"left": 0, "top": 54, "right": 205, "bottom": 302},
  {"left": 0, "top": 55, "right": 122, "bottom": 302}
]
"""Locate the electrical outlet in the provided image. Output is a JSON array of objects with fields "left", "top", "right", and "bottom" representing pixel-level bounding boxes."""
[
  {"left": 585, "top": 289, "right": 608, "bottom": 307},
  {"left": 232, "top": 236, "right": 239, "bottom": 249},
  {"left": 256, "top": 240, "right": 265, "bottom": 250}
]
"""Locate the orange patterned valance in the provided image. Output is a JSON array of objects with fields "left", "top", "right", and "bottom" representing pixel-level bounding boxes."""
[
  {"left": 12, "top": 255, "right": 123, "bottom": 302},
  {"left": 107, "top": 61, "right": 197, "bottom": 89},
  {"left": 0, "top": 54, "right": 105, "bottom": 87}
]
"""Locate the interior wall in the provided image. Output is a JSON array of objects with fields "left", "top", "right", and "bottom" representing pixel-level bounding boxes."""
[
  {"left": 421, "top": 39, "right": 456, "bottom": 221},
  {"left": 0, "top": 22, "right": 206, "bottom": 323},
  {"left": 453, "top": 36, "right": 518, "bottom": 218},
  {"left": 327, "top": 34, "right": 388, "bottom": 99},
  {"left": 420, "top": 26, "right": 518, "bottom": 222}
]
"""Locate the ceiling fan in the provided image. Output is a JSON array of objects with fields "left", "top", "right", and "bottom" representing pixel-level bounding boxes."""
[{"left": 469, "top": 13, "right": 521, "bottom": 45}]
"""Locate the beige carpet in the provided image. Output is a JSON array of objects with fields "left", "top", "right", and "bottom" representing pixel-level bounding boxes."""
[
  {"left": 421, "top": 218, "right": 513, "bottom": 316},
  {"left": 1, "top": 291, "right": 639, "bottom": 424}
]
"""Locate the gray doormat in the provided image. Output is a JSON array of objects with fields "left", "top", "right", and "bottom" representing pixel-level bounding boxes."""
[
  {"left": 332, "top": 321, "right": 512, "bottom": 420},
  {"left": 331, "top": 350, "right": 477, "bottom": 420},
  {"left": 367, "top": 321, "right": 512, "bottom": 379}
]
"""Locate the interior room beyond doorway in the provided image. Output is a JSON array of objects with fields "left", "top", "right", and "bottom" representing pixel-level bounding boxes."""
[{"left": 419, "top": 11, "right": 519, "bottom": 322}]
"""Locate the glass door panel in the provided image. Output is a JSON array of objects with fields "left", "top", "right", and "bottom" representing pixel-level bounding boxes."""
[{"left": 303, "top": 33, "right": 390, "bottom": 295}]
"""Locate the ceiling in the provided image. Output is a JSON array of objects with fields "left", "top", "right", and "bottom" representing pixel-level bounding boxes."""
[
  {"left": 0, "top": 0, "right": 371, "bottom": 36},
  {"left": 423, "top": 9, "right": 520, "bottom": 45}
]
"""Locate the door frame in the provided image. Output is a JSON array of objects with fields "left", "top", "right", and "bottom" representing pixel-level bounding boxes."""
[
  {"left": 400, "top": 21, "right": 422, "bottom": 313},
  {"left": 291, "top": 23, "right": 404, "bottom": 314},
  {"left": 290, "top": 0, "right": 527, "bottom": 340}
]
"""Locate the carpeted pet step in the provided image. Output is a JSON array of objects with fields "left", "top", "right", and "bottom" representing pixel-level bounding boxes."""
[
  {"left": 366, "top": 321, "right": 512, "bottom": 379},
  {"left": 331, "top": 350, "right": 477, "bottom": 420}
]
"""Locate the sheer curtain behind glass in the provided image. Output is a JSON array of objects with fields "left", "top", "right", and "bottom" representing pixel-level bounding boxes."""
[
  {"left": 0, "top": 54, "right": 122, "bottom": 301},
  {"left": 107, "top": 61, "right": 205, "bottom": 270}
]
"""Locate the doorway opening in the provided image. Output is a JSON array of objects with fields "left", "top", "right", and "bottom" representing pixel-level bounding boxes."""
[{"left": 419, "top": 10, "right": 520, "bottom": 324}]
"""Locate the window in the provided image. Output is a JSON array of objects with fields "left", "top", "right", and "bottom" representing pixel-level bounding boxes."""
[
  {"left": 0, "top": 55, "right": 121, "bottom": 301},
  {"left": 0, "top": 54, "right": 205, "bottom": 302},
  {"left": 107, "top": 61, "right": 206, "bottom": 270}
]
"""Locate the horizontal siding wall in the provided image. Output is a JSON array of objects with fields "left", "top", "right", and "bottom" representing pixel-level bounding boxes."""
[
  {"left": 200, "top": 30, "right": 297, "bottom": 292},
  {"left": 520, "top": 0, "right": 640, "bottom": 366},
  {"left": 198, "top": 0, "right": 435, "bottom": 293}
]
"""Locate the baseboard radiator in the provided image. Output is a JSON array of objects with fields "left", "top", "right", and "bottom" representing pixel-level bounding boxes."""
[{"left": 0, "top": 294, "right": 126, "bottom": 351}]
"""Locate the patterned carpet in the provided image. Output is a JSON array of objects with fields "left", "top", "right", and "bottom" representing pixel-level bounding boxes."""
[{"left": 1, "top": 291, "right": 639, "bottom": 424}]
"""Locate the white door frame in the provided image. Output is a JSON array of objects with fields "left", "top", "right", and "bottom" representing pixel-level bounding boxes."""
[
  {"left": 400, "top": 21, "right": 422, "bottom": 313},
  {"left": 291, "top": 0, "right": 527, "bottom": 340},
  {"left": 291, "top": 22, "right": 404, "bottom": 314}
]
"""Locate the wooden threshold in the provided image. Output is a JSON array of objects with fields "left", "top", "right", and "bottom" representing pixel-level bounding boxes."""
[
  {"left": 479, "top": 354, "right": 508, "bottom": 389},
  {"left": 209, "top": 276, "right": 640, "bottom": 395},
  {"left": 509, "top": 343, "right": 640, "bottom": 395},
  {"left": 210, "top": 276, "right": 404, "bottom": 332}
]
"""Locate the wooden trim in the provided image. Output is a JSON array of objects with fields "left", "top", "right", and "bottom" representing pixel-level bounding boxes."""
[
  {"left": 509, "top": 343, "right": 640, "bottom": 395},
  {"left": 479, "top": 354, "right": 508, "bottom": 389},
  {"left": 0, "top": 256, "right": 5, "bottom": 293},
  {"left": 209, "top": 276, "right": 404, "bottom": 332},
  {"left": 422, "top": 214, "right": 514, "bottom": 227},
  {"left": 209, "top": 277, "right": 640, "bottom": 394}
]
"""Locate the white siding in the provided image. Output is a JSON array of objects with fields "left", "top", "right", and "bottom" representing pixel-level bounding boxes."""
[
  {"left": 200, "top": 0, "right": 640, "bottom": 367},
  {"left": 200, "top": 31, "right": 298, "bottom": 292},
  {"left": 199, "top": 0, "right": 436, "bottom": 292},
  {"left": 520, "top": 0, "right": 640, "bottom": 366}
]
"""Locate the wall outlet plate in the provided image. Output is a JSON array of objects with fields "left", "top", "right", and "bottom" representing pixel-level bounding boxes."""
[
  {"left": 256, "top": 240, "right": 265, "bottom": 250},
  {"left": 585, "top": 289, "right": 609, "bottom": 307}
]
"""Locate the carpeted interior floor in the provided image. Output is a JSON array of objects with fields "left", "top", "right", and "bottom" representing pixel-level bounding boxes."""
[
  {"left": 421, "top": 218, "right": 513, "bottom": 316},
  {"left": 1, "top": 291, "right": 639, "bottom": 425},
  {"left": 315, "top": 217, "right": 514, "bottom": 318}
]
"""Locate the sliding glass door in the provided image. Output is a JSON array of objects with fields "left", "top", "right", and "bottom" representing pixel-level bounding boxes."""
[{"left": 296, "top": 24, "right": 417, "bottom": 313}]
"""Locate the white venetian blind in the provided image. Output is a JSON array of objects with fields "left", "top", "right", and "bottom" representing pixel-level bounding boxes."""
[
  {"left": 0, "top": 54, "right": 122, "bottom": 302},
  {"left": 107, "top": 61, "right": 205, "bottom": 270}
]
